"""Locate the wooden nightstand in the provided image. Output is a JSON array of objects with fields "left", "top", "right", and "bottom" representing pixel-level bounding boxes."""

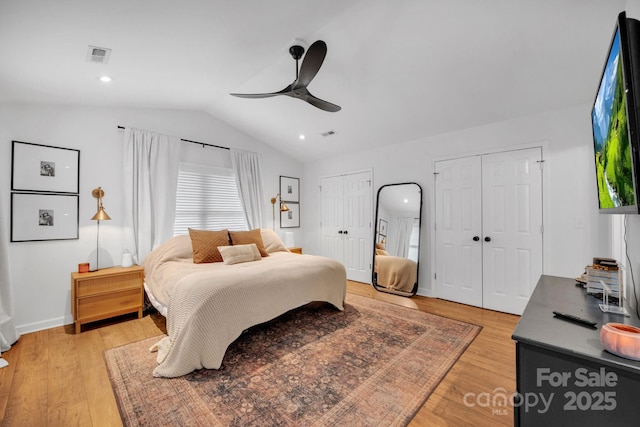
[
  {"left": 71, "top": 265, "right": 144, "bottom": 333},
  {"left": 288, "top": 247, "right": 302, "bottom": 254}
]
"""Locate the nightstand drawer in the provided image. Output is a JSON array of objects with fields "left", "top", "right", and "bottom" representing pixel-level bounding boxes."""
[
  {"left": 76, "top": 272, "right": 142, "bottom": 296},
  {"left": 77, "top": 288, "right": 142, "bottom": 322}
]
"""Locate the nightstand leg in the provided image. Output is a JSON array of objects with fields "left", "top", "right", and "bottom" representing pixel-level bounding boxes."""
[{"left": 75, "top": 322, "right": 81, "bottom": 334}]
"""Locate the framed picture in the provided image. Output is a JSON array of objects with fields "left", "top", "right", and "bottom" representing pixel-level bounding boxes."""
[
  {"left": 11, "top": 140, "right": 80, "bottom": 194},
  {"left": 379, "top": 219, "right": 388, "bottom": 236},
  {"left": 281, "top": 202, "right": 300, "bottom": 228},
  {"left": 11, "top": 193, "right": 79, "bottom": 242},
  {"left": 279, "top": 176, "right": 299, "bottom": 202}
]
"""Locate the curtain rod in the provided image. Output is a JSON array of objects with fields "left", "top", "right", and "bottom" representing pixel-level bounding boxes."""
[{"left": 117, "top": 126, "right": 230, "bottom": 150}]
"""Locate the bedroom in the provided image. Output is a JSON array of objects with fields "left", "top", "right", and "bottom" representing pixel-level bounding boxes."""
[{"left": 2, "top": 0, "right": 640, "bottom": 425}]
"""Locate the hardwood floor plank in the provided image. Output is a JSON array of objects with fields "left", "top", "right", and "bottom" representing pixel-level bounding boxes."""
[{"left": 1, "top": 280, "right": 519, "bottom": 426}]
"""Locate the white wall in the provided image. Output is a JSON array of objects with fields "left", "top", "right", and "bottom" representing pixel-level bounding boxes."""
[
  {"left": 0, "top": 103, "right": 304, "bottom": 334},
  {"left": 303, "top": 103, "right": 618, "bottom": 296}
]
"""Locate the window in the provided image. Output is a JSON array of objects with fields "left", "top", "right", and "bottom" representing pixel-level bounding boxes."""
[{"left": 173, "top": 162, "right": 247, "bottom": 235}]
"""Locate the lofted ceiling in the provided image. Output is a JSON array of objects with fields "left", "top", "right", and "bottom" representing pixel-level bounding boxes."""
[{"left": 0, "top": 0, "right": 629, "bottom": 162}]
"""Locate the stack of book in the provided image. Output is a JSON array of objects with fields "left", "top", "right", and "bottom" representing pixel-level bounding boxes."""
[{"left": 586, "top": 257, "right": 621, "bottom": 299}]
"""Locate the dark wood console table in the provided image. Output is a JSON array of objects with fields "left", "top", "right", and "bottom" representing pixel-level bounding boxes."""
[{"left": 512, "top": 275, "right": 640, "bottom": 426}]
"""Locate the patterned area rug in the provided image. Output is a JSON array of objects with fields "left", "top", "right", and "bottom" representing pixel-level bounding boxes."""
[{"left": 105, "top": 294, "right": 480, "bottom": 426}]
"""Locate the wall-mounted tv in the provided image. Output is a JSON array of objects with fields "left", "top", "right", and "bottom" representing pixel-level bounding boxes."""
[{"left": 591, "top": 11, "right": 640, "bottom": 214}]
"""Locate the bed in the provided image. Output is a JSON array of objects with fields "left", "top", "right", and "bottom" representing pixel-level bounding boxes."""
[
  {"left": 374, "top": 252, "right": 417, "bottom": 293},
  {"left": 143, "top": 228, "right": 347, "bottom": 378}
]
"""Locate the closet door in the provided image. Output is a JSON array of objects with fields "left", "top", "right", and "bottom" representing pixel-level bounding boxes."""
[
  {"left": 434, "top": 148, "right": 543, "bottom": 315},
  {"left": 321, "top": 175, "right": 345, "bottom": 263},
  {"left": 320, "top": 171, "right": 372, "bottom": 283},
  {"left": 434, "top": 156, "right": 483, "bottom": 307},
  {"left": 481, "top": 148, "right": 543, "bottom": 314},
  {"left": 343, "top": 171, "right": 372, "bottom": 283}
]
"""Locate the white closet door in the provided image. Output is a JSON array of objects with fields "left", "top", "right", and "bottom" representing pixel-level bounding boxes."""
[
  {"left": 434, "top": 156, "right": 483, "bottom": 307},
  {"left": 343, "top": 171, "right": 372, "bottom": 283},
  {"left": 320, "top": 171, "right": 372, "bottom": 283},
  {"left": 320, "top": 175, "right": 344, "bottom": 263},
  {"left": 481, "top": 148, "right": 543, "bottom": 314}
]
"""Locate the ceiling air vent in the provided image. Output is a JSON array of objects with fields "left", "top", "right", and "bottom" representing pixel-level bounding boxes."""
[
  {"left": 86, "top": 46, "right": 112, "bottom": 64},
  {"left": 321, "top": 130, "right": 336, "bottom": 137}
]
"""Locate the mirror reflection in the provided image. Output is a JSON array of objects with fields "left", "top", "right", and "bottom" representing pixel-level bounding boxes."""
[{"left": 372, "top": 182, "right": 422, "bottom": 296}]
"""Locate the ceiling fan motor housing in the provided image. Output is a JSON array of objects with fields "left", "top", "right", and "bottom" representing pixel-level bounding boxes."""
[{"left": 289, "top": 45, "right": 305, "bottom": 60}]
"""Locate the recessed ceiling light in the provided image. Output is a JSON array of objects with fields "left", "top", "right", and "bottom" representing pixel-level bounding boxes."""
[
  {"left": 99, "top": 75, "right": 113, "bottom": 83},
  {"left": 299, "top": 134, "right": 306, "bottom": 140},
  {"left": 404, "top": 198, "right": 409, "bottom": 203}
]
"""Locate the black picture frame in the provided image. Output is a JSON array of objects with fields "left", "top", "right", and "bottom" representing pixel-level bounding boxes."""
[
  {"left": 279, "top": 176, "right": 299, "bottom": 202},
  {"left": 280, "top": 202, "right": 300, "bottom": 228},
  {"left": 11, "top": 140, "right": 80, "bottom": 194},
  {"left": 11, "top": 193, "right": 79, "bottom": 242}
]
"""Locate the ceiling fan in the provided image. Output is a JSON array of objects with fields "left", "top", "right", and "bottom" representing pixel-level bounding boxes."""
[{"left": 230, "top": 40, "right": 341, "bottom": 112}]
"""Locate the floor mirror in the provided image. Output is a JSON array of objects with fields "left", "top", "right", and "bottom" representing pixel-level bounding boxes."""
[{"left": 372, "top": 182, "right": 422, "bottom": 296}]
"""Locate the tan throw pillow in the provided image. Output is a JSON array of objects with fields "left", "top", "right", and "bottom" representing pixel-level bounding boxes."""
[
  {"left": 218, "top": 244, "right": 262, "bottom": 265},
  {"left": 188, "top": 228, "right": 230, "bottom": 263},
  {"left": 229, "top": 229, "right": 269, "bottom": 257},
  {"left": 260, "top": 228, "right": 289, "bottom": 254}
]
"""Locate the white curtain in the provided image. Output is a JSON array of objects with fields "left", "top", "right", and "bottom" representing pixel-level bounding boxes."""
[
  {"left": 230, "top": 148, "right": 265, "bottom": 229},
  {"left": 394, "top": 217, "right": 414, "bottom": 258},
  {"left": 123, "top": 128, "right": 180, "bottom": 264},
  {"left": 0, "top": 194, "right": 19, "bottom": 368}
]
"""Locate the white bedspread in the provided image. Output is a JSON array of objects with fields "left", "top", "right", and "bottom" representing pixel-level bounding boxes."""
[{"left": 143, "top": 235, "right": 346, "bottom": 378}]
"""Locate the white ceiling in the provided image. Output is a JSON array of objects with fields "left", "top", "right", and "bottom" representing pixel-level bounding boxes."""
[{"left": 0, "top": 0, "right": 629, "bottom": 162}]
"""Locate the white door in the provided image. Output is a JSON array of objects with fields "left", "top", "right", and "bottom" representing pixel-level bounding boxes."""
[
  {"left": 482, "top": 148, "right": 543, "bottom": 314},
  {"left": 321, "top": 171, "right": 372, "bottom": 283},
  {"left": 434, "top": 148, "right": 543, "bottom": 315},
  {"left": 434, "top": 156, "right": 483, "bottom": 307},
  {"left": 343, "top": 171, "right": 373, "bottom": 283},
  {"left": 321, "top": 175, "right": 344, "bottom": 262}
]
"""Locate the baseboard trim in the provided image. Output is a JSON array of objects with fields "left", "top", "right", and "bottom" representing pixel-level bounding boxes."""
[{"left": 16, "top": 315, "right": 71, "bottom": 335}]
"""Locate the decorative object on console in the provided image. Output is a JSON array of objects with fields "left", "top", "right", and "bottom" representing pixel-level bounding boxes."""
[
  {"left": 283, "top": 231, "right": 294, "bottom": 248},
  {"left": 270, "top": 193, "right": 289, "bottom": 230},
  {"left": 91, "top": 187, "right": 111, "bottom": 271},
  {"left": 600, "top": 323, "right": 640, "bottom": 361},
  {"left": 121, "top": 253, "right": 133, "bottom": 268}
]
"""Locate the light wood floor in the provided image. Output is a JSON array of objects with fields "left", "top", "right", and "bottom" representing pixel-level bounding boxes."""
[{"left": 0, "top": 281, "right": 519, "bottom": 426}]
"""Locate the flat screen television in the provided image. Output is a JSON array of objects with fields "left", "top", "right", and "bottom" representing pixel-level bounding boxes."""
[{"left": 591, "top": 11, "right": 640, "bottom": 214}]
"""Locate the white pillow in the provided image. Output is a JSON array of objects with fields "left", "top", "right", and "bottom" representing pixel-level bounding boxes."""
[
  {"left": 218, "top": 244, "right": 262, "bottom": 265},
  {"left": 260, "top": 229, "right": 289, "bottom": 253}
]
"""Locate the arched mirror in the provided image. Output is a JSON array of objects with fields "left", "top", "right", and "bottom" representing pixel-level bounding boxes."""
[{"left": 372, "top": 182, "right": 422, "bottom": 296}]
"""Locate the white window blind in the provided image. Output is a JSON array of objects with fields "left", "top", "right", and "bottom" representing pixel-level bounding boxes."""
[{"left": 173, "top": 162, "right": 247, "bottom": 236}]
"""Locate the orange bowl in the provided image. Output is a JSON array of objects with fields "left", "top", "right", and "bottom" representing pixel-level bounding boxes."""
[{"left": 600, "top": 323, "right": 640, "bottom": 361}]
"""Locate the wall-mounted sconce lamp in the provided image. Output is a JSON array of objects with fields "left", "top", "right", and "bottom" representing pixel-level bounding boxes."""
[
  {"left": 91, "top": 187, "right": 111, "bottom": 271},
  {"left": 270, "top": 193, "right": 289, "bottom": 230}
]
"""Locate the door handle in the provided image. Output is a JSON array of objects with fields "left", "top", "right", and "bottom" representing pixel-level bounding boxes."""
[
  {"left": 338, "top": 230, "right": 343, "bottom": 234},
  {"left": 343, "top": 230, "right": 348, "bottom": 235},
  {"left": 473, "top": 236, "right": 480, "bottom": 241},
  {"left": 484, "top": 236, "right": 491, "bottom": 242}
]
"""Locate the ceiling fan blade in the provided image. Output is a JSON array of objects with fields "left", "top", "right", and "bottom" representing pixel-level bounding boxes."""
[
  {"left": 230, "top": 85, "right": 292, "bottom": 99},
  {"left": 303, "top": 90, "right": 341, "bottom": 112},
  {"left": 293, "top": 40, "right": 327, "bottom": 90}
]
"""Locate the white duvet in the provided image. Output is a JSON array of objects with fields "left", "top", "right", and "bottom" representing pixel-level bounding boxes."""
[{"left": 143, "top": 232, "right": 347, "bottom": 378}]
